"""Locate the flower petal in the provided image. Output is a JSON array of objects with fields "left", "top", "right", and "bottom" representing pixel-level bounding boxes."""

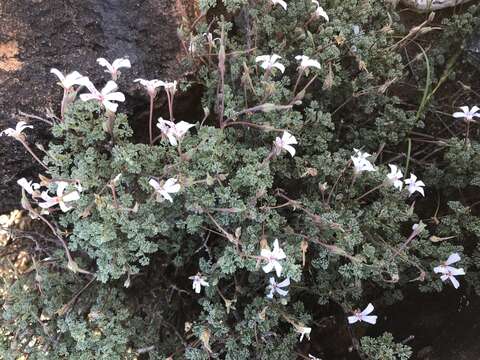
[
  {"left": 347, "top": 316, "right": 358, "bottom": 324},
  {"left": 361, "top": 303, "right": 374, "bottom": 316},
  {"left": 80, "top": 93, "right": 98, "bottom": 102},
  {"left": 283, "top": 144, "right": 296, "bottom": 157},
  {"left": 63, "top": 191, "right": 80, "bottom": 203},
  {"left": 446, "top": 253, "right": 461, "bottom": 265},
  {"left": 262, "top": 262, "right": 274, "bottom": 274},
  {"left": 50, "top": 68, "right": 65, "bottom": 82},
  {"left": 276, "top": 288, "right": 289, "bottom": 297},
  {"left": 273, "top": 63, "right": 285, "bottom": 73},
  {"left": 160, "top": 190, "right": 173, "bottom": 203},
  {"left": 449, "top": 275, "right": 460, "bottom": 289},
  {"left": 277, "top": 277, "right": 290, "bottom": 288},
  {"left": 273, "top": 261, "right": 283, "bottom": 277},
  {"left": 362, "top": 315, "right": 377, "bottom": 324},
  {"left": 149, "top": 179, "right": 161, "bottom": 191},
  {"left": 103, "top": 100, "right": 119, "bottom": 113},
  {"left": 105, "top": 92, "right": 126, "bottom": 102},
  {"left": 101, "top": 80, "right": 118, "bottom": 95},
  {"left": 59, "top": 201, "right": 72, "bottom": 212},
  {"left": 112, "top": 58, "right": 131, "bottom": 70},
  {"left": 452, "top": 112, "right": 466, "bottom": 118}
]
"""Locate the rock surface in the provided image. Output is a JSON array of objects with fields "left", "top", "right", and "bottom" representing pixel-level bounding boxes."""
[{"left": 0, "top": 0, "right": 189, "bottom": 213}]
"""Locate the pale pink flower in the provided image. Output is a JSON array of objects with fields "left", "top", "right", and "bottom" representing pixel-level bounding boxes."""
[
  {"left": 295, "top": 325, "right": 311, "bottom": 342},
  {"left": 159, "top": 80, "right": 178, "bottom": 96},
  {"left": 149, "top": 178, "right": 181, "bottom": 203},
  {"left": 1, "top": 121, "right": 33, "bottom": 141},
  {"left": 157, "top": 118, "right": 195, "bottom": 146},
  {"left": 295, "top": 55, "right": 321, "bottom": 70},
  {"left": 386, "top": 164, "right": 403, "bottom": 190},
  {"left": 50, "top": 69, "right": 88, "bottom": 90},
  {"left": 267, "top": 277, "right": 290, "bottom": 298},
  {"left": 311, "top": 0, "right": 329, "bottom": 21},
  {"left": 39, "top": 181, "right": 80, "bottom": 212},
  {"left": 404, "top": 173, "right": 425, "bottom": 197},
  {"left": 97, "top": 57, "right": 131, "bottom": 80},
  {"left": 351, "top": 149, "right": 376, "bottom": 174},
  {"left": 17, "top": 178, "right": 40, "bottom": 197},
  {"left": 80, "top": 80, "right": 125, "bottom": 113},
  {"left": 203, "top": 32, "right": 221, "bottom": 47},
  {"left": 189, "top": 274, "right": 209, "bottom": 293},
  {"left": 261, "top": 239, "right": 287, "bottom": 277},
  {"left": 255, "top": 54, "right": 285, "bottom": 73},
  {"left": 274, "top": 131, "right": 297, "bottom": 157},
  {"left": 434, "top": 253, "right": 466, "bottom": 289},
  {"left": 452, "top": 106, "right": 480, "bottom": 123},
  {"left": 271, "top": 0, "right": 287, "bottom": 10},
  {"left": 348, "top": 303, "right": 377, "bottom": 325},
  {"left": 134, "top": 78, "right": 164, "bottom": 97}
]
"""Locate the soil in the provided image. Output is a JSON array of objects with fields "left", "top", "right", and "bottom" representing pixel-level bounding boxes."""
[
  {"left": 377, "top": 287, "right": 480, "bottom": 360},
  {"left": 0, "top": 0, "right": 196, "bottom": 213},
  {"left": 302, "top": 285, "right": 480, "bottom": 360}
]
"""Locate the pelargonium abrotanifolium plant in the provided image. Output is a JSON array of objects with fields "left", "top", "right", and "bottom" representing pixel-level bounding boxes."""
[{"left": 1, "top": 0, "right": 480, "bottom": 358}]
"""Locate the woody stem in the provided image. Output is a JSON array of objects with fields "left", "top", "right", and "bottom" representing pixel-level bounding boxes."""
[
  {"left": 19, "top": 139, "right": 48, "bottom": 170},
  {"left": 149, "top": 95, "right": 154, "bottom": 145},
  {"left": 292, "top": 68, "right": 304, "bottom": 96},
  {"left": 61, "top": 89, "right": 67, "bottom": 120},
  {"left": 465, "top": 121, "right": 470, "bottom": 145},
  {"left": 355, "top": 183, "right": 384, "bottom": 201}
]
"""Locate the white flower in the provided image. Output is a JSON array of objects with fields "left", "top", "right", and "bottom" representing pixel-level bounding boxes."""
[
  {"left": 351, "top": 148, "right": 376, "bottom": 174},
  {"left": 50, "top": 69, "right": 88, "bottom": 90},
  {"left": 267, "top": 277, "right": 290, "bottom": 298},
  {"left": 308, "top": 355, "right": 321, "bottom": 360},
  {"left": 412, "top": 222, "right": 425, "bottom": 233},
  {"left": 149, "top": 178, "right": 181, "bottom": 203},
  {"left": 17, "top": 178, "right": 40, "bottom": 196},
  {"left": 271, "top": 0, "right": 287, "bottom": 10},
  {"left": 353, "top": 25, "right": 363, "bottom": 36},
  {"left": 255, "top": 54, "right": 285, "bottom": 73},
  {"left": 1, "top": 121, "right": 33, "bottom": 140},
  {"left": 311, "top": 0, "right": 329, "bottom": 22},
  {"left": 348, "top": 303, "right": 377, "bottom": 325},
  {"left": 97, "top": 57, "right": 131, "bottom": 79},
  {"left": 274, "top": 131, "right": 297, "bottom": 157},
  {"left": 189, "top": 274, "right": 209, "bottom": 294},
  {"left": 112, "top": 173, "right": 122, "bottom": 185},
  {"left": 434, "top": 253, "right": 466, "bottom": 289},
  {"left": 452, "top": 106, "right": 480, "bottom": 123},
  {"left": 386, "top": 164, "right": 403, "bottom": 190},
  {"left": 39, "top": 181, "right": 80, "bottom": 213},
  {"left": 404, "top": 173, "right": 425, "bottom": 197},
  {"left": 134, "top": 78, "right": 164, "bottom": 97},
  {"left": 80, "top": 80, "right": 125, "bottom": 113},
  {"left": 188, "top": 39, "right": 197, "bottom": 54},
  {"left": 159, "top": 80, "right": 178, "bottom": 95},
  {"left": 260, "top": 239, "right": 286, "bottom": 277},
  {"left": 157, "top": 118, "right": 195, "bottom": 146},
  {"left": 295, "top": 55, "right": 321, "bottom": 70},
  {"left": 296, "top": 325, "right": 311, "bottom": 342},
  {"left": 203, "top": 32, "right": 220, "bottom": 47}
]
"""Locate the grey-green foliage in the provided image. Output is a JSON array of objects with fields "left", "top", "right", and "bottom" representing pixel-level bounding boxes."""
[
  {"left": 361, "top": 332, "right": 412, "bottom": 360},
  {"left": 1, "top": 0, "right": 480, "bottom": 359}
]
